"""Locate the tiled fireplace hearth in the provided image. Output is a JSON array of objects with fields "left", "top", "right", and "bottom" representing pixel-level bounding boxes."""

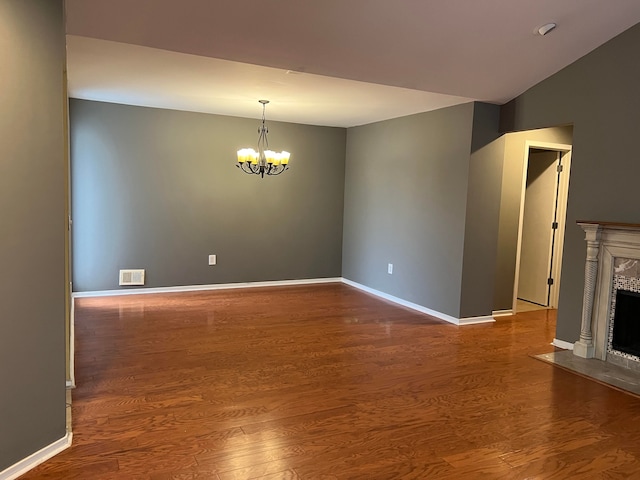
[{"left": 574, "top": 222, "right": 640, "bottom": 373}]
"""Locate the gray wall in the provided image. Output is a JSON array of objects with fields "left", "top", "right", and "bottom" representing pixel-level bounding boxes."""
[
  {"left": 342, "top": 103, "right": 475, "bottom": 318},
  {"left": 501, "top": 22, "right": 640, "bottom": 341},
  {"left": 460, "top": 103, "right": 503, "bottom": 318},
  {"left": 70, "top": 100, "right": 346, "bottom": 292},
  {"left": 0, "top": 0, "right": 67, "bottom": 471},
  {"left": 493, "top": 126, "right": 573, "bottom": 311}
]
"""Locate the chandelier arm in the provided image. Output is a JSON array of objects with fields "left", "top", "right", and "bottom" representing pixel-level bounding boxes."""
[
  {"left": 267, "top": 165, "right": 288, "bottom": 176},
  {"left": 240, "top": 162, "right": 258, "bottom": 175}
]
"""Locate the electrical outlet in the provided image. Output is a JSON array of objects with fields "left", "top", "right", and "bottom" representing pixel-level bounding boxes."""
[
  {"left": 388, "top": 263, "right": 393, "bottom": 274},
  {"left": 208, "top": 254, "right": 217, "bottom": 266}
]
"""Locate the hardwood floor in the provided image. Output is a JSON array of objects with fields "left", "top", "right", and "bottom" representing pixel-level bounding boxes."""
[
  {"left": 20, "top": 283, "right": 640, "bottom": 479},
  {"left": 516, "top": 299, "right": 550, "bottom": 313}
]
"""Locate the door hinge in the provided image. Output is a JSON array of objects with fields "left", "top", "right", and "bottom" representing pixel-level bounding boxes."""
[
  {"left": 557, "top": 164, "right": 563, "bottom": 173},
  {"left": 547, "top": 278, "right": 554, "bottom": 286},
  {"left": 552, "top": 221, "right": 558, "bottom": 230}
]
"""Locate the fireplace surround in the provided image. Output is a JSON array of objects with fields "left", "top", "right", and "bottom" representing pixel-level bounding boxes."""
[{"left": 574, "top": 222, "right": 640, "bottom": 372}]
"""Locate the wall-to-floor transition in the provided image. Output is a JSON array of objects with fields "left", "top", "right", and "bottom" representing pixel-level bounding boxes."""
[
  {"left": 72, "top": 99, "right": 504, "bottom": 323},
  {"left": 0, "top": 0, "right": 67, "bottom": 474},
  {"left": 70, "top": 100, "right": 346, "bottom": 292},
  {"left": 342, "top": 104, "right": 474, "bottom": 318},
  {"left": 342, "top": 102, "right": 503, "bottom": 320},
  {"left": 501, "top": 21, "right": 640, "bottom": 343}
]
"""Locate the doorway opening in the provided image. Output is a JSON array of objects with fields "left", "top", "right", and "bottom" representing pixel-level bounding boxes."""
[{"left": 513, "top": 142, "right": 572, "bottom": 313}]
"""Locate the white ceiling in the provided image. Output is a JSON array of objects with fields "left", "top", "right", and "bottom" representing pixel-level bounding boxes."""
[
  {"left": 65, "top": 36, "right": 474, "bottom": 127},
  {"left": 65, "top": 0, "right": 640, "bottom": 127}
]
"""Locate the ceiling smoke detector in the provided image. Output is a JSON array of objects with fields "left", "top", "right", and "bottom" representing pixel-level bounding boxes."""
[{"left": 537, "top": 23, "right": 557, "bottom": 36}]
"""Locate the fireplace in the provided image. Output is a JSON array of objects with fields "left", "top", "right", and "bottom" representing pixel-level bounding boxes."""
[
  {"left": 574, "top": 222, "right": 640, "bottom": 373},
  {"left": 611, "top": 289, "right": 640, "bottom": 358}
]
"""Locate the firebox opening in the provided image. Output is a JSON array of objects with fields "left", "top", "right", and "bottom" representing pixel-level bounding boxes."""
[{"left": 612, "top": 289, "right": 640, "bottom": 358}]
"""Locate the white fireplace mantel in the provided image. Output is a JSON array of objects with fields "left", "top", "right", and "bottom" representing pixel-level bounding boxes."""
[{"left": 575, "top": 221, "right": 640, "bottom": 365}]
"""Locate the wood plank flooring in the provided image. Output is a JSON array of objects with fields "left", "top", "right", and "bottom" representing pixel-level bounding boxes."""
[{"left": 20, "top": 283, "right": 640, "bottom": 479}]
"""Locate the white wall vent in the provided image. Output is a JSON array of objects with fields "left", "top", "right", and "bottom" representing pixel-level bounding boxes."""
[{"left": 119, "top": 269, "right": 145, "bottom": 286}]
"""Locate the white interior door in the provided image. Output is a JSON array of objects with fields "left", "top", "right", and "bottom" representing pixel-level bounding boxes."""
[{"left": 517, "top": 150, "right": 559, "bottom": 306}]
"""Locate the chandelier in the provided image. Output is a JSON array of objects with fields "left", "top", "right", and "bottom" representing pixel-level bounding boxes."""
[{"left": 236, "top": 100, "right": 290, "bottom": 178}]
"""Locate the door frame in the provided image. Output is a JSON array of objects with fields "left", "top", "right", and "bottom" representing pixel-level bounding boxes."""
[
  {"left": 512, "top": 141, "right": 572, "bottom": 312},
  {"left": 63, "top": 62, "right": 75, "bottom": 389}
]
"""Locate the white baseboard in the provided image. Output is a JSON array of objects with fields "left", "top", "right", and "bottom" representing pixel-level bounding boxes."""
[
  {"left": 459, "top": 315, "right": 496, "bottom": 325},
  {"left": 72, "top": 276, "right": 497, "bottom": 327},
  {"left": 67, "top": 297, "right": 75, "bottom": 389},
  {"left": 73, "top": 277, "right": 342, "bottom": 298},
  {"left": 552, "top": 338, "right": 575, "bottom": 350},
  {"left": 341, "top": 278, "right": 458, "bottom": 325},
  {"left": 492, "top": 309, "right": 513, "bottom": 317},
  {"left": 341, "top": 278, "right": 494, "bottom": 326},
  {"left": 0, "top": 432, "right": 72, "bottom": 480}
]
